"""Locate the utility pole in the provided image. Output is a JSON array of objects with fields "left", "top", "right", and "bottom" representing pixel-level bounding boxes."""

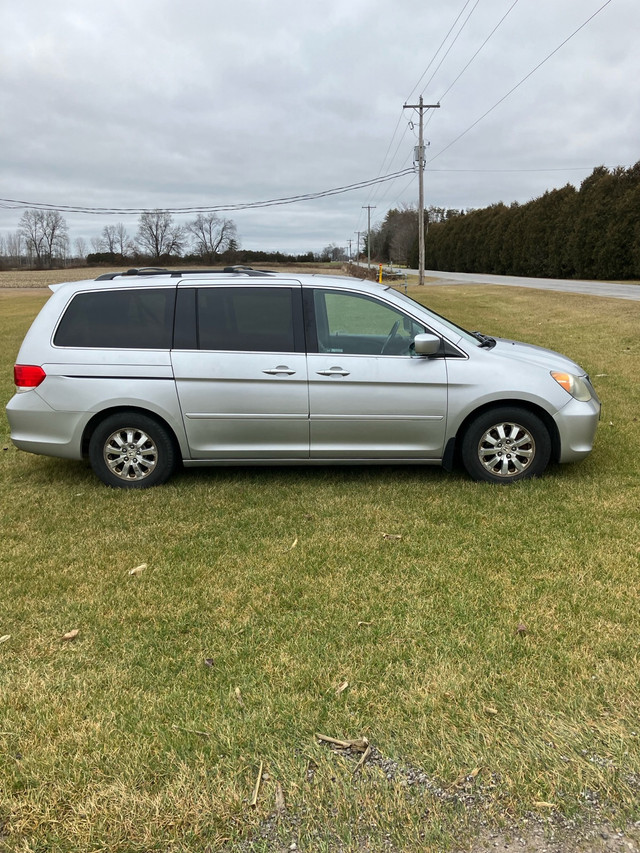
[
  {"left": 403, "top": 96, "right": 440, "bottom": 285},
  {"left": 355, "top": 231, "right": 361, "bottom": 263},
  {"left": 347, "top": 238, "right": 353, "bottom": 261},
  {"left": 362, "top": 206, "right": 376, "bottom": 271}
]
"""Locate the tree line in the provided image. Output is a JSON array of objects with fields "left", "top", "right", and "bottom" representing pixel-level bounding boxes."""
[
  {"left": 368, "top": 163, "right": 640, "bottom": 280},
  {"left": 0, "top": 209, "right": 242, "bottom": 269},
  {"left": 0, "top": 208, "right": 349, "bottom": 269}
]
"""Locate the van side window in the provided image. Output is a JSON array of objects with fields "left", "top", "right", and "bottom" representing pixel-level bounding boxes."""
[
  {"left": 54, "top": 288, "right": 175, "bottom": 349},
  {"left": 313, "top": 289, "right": 425, "bottom": 355},
  {"left": 196, "top": 287, "right": 298, "bottom": 352}
]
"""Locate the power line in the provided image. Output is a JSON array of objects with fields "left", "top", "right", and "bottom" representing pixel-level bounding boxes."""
[
  {"left": 405, "top": 0, "right": 476, "bottom": 104},
  {"left": 428, "top": 0, "right": 615, "bottom": 165},
  {"left": 0, "top": 168, "right": 416, "bottom": 217},
  {"left": 426, "top": 166, "right": 594, "bottom": 173},
  {"left": 417, "top": 0, "right": 481, "bottom": 100},
  {"left": 435, "top": 0, "right": 519, "bottom": 105},
  {"left": 1, "top": 163, "right": 593, "bottom": 225}
]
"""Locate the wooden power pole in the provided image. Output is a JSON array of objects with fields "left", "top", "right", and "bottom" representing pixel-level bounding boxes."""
[
  {"left": 362, "top": 206, "right": 376, "bottom": 271},
  {"left": 403, "top": 96, "right": 440, "bottom": 285}
]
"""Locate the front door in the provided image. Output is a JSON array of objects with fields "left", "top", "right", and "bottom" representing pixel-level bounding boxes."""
[
  {"left": 307, "top": 288, "right": 448, "bottom": 459},
  {"left": 172, "top": 284, "right": 309, "bottom": 459}
]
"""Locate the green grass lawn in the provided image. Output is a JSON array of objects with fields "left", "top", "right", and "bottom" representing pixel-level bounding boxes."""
[{"left": 1, "top": 285, "right": 639, "bottom": 852}]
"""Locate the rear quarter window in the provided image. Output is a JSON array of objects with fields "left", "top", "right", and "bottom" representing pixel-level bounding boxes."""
[{"left": 53, "top": 288, "right": 175, "bottom": 349}]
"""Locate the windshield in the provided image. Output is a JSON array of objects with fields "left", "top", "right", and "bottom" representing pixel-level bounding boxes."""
[{"left": 384, "top": 286, "right": 483, "bottom": 346}]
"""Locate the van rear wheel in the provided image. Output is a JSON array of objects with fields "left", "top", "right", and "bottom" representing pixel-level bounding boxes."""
[
  {"left": 461, "top": 407, "right": 551, "bottom": 483},
  {"left": 89, "top": 412, "right": 176, "bottom": 488}
]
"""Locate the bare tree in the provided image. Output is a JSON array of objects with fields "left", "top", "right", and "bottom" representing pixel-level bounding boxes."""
[
  {"left": 114, "top": 222, "right": 134, "bottom": 256},
  {"left": 372, "top": 205, "right": 418, "bottom": 265},
  {"left": 43, "top": 211, "right": 68, "bottom": 266},
  {"left": 19, "top": 210, "right": 47, "bottom": 266},
  {"left": 102, "top": 225, "right": 118, "bottom": 253},
  {"left": 320, "top": 243, "right": 346, "bottom": 262},
  {"left": 136, "top": 210, "right": 184, "bottom": 260},
  {"left": 90, "top": 234, "right": 104, "bottom": 253},
  {"left": 6, "top": 232, "right": 24, "bottom": 265},
  {"left": 74, "top": 237, "right": 88, "bottom": 260},
  {"left": 185, "top": 213, "right": 238, "bottom": 263},
  {"left": 98, "top": 223, "right": 133, "bottom": 257},
  {"left": 19, "top": 209, "right": 68, "bottom": 267},
  {"left": 57, "top": 232, "right": 70, "bottom": 266}
]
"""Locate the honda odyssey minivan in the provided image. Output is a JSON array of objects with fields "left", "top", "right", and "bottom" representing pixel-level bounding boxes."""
[{"left": 6, "top": 267, "right": 600, "bottom": 488}]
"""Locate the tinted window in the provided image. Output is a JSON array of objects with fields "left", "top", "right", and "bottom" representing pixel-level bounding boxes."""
[
  {"left": 54, "top": 288, "right": 175, "bottom": 349},
  {"left": 197, "top": 287, "right": 296, "bottom": 352}
]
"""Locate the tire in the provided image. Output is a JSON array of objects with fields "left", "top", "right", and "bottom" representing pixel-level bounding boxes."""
[
  {"left": 461, "top": 407, "right": 551, "bottom": 484},
  {"left": 88, "top": 412, "right": 176, "bottom": 489}
]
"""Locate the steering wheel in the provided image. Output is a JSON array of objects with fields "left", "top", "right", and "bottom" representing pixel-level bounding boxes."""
[{"left": 381, "top": 320, "right": 401, "bottom": 354}]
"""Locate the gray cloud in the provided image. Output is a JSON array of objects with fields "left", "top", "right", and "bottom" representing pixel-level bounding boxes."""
[{"left": 1, "top": 0, "right": 637, "bottom": 252}]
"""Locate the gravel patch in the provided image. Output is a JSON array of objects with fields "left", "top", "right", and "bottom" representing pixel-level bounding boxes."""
[{"left": 231, "top": 740, "right": 640, "bottom": 852}]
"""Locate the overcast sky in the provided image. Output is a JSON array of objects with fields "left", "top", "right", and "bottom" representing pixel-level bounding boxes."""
[{"left": 1, "top": 0, "right": 637, "bottom": 254}]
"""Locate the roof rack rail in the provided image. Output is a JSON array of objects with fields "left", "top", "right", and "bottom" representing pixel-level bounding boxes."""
[
  {"left": 94, "top": 268, "right": 169, "bottom": 281},
  {"left": 94, "top": 266, "right": 276, "bottom": 281}
]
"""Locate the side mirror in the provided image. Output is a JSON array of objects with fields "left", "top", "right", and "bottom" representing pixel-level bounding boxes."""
[{"left": 413, "top": 333, "right": 441, "bottom": 356}]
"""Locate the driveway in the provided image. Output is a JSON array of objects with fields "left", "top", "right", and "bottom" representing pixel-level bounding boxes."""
[{"left": 416, "top": 269, "right": 640, "bottom": 301}]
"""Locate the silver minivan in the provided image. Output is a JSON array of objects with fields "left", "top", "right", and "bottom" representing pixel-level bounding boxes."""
[{"left": 6, "top": 268, "right": 600, "bottom": 488}]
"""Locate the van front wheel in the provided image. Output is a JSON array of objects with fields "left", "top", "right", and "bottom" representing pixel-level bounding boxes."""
[
  {"left": 89, "top": 412, "right": 176, "bottom": 488},
  {"left": 461, "top": 407, "right": 551, "bottom": 483}
]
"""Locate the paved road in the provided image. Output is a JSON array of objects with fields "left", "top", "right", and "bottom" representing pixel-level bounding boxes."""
[{"left": 408, "top": 269, "right": 640, "bottom": 302}]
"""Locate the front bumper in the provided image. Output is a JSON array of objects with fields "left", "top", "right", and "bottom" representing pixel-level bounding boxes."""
[{"left": 553, "top": 395, "right": 601, "bottom": 463}]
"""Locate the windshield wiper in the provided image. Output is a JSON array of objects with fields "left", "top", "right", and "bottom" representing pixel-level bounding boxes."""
[{"left": 471, "top": 331, "right": 497, "bottom": 349}]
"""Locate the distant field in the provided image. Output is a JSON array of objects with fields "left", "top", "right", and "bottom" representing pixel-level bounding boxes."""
[
  {"left": 1, "top": 283, "right": 640, "bottom": 852},
  {"left": 0, "top": 263, "right": 350, "bottom": 289},
  {"left": 0, "top": 267, "right": 123, "bottom": 288}
]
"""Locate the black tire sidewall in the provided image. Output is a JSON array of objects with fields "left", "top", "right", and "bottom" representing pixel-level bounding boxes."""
[
  {"left": 88, "top": 412, "right": 176, "bottom": 489},
  {"left": 461, "top": 407, "right": 551, "bottom": 484}
]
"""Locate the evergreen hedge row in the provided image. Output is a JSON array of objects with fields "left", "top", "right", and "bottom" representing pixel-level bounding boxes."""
[{"left": 419, "top": 163, "right": 640, "bottom": 280}]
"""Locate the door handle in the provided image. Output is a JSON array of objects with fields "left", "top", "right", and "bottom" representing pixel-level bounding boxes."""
[
  {"left": 262, "top": 365, "right": 296, "bottom": 375},
  {"left": 316, "top": 367, "right": 350, "bottom": 377}
]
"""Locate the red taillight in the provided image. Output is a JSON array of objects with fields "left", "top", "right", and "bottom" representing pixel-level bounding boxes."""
[{"left": 14, "top": 364, "right": 46, "bottom": 388}]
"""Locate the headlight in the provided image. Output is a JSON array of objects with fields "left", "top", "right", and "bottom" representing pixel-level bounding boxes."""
[{"left": 551, "top": 371, "right": 592, "bottom": 402}]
